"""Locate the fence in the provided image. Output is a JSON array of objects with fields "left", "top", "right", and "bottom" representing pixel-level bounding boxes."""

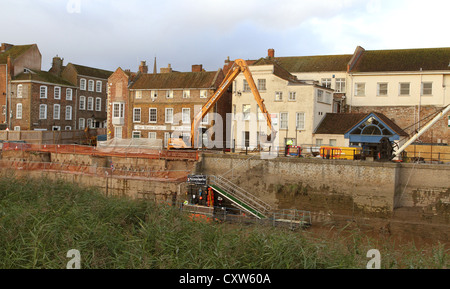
[{"left": 0, "top": 129, "right": 103, "bottom": 145}]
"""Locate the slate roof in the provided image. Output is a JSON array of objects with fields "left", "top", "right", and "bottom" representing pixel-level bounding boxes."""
[
  {"left": 274, "top": 54, "right": 353, "bottom": 73},
  {"left": 0, "top": 45, "right": 34, "bottom": 64},
  {"left": 13, "top": 69, "right": 76, "bottom": 87},
  {"left": 315, "top": 112, "right": 408, "bottom": 136},
  {"left": 70, "top": 63, "right": 113, "bottom": 79},
  {"left": 130, "top": 70, "right": 222, "bottom": 90},
  {"left": 252, "top": 57, "right": 304, "bottom": 83}
]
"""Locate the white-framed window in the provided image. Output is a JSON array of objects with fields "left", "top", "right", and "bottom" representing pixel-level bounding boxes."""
[
  {"left": 399, "top": 83, "right": 410, "bottom": 96},
  {"left": 88, "top": 80, "right": 94, "bottom": 92},
  {"left": 14, "top": 126, "right": 21, "bottom": 131},
  {"left": 149, "top": 108, "right": 157, "bottom": 123},
  {"left": 65, "top": 106, "right": 72, "bottom": 120},
  {"left": 355, "top": 83, "right": 366, "bottom": 96},
  {"left": 17, "top": 84, "right": 23, "bottom": 98},
  {"left": 316, "top": 139, "right": 323, "bottom": 146},
  {"left": 39, "top": 104, "right": 47, "bottom": 119},
  {"left": 242, "top": 104, "right": 251, "bottom": 121},
  {"left": 66, "top": 88, "right": 73, "bottom": 100},
  {"left": 258, "top": 79, "right": 266, "bottom": 91},
  {"left": 79, "top": 118, "right": 86, "bottom": 130},
  {"left": 330, "top": 139, "right": 337, "bottom": 146},
  {"left": 183, "top": 90, "right": 190, "bottom": 98},
  {"left": 164, "top": 132, "right": 171, "bottom": 148},
  {"left": 151, "top": 90, "right": 158, "bottom": 99},
  {"left": 132, "top": 131, "right": 141, "bottom": 139},
  {"left": 136, "top": 90, "right": 142, "bottom": 99},
  {"left": 243, "top": 80, "right": 250, "bottom": 92},
  {"left": 200, "top": 90, "right": 208, "bottom": 99},
  {"left": 182, "top": 108, "right": 190, "bottom": 124},
  {"left": 53, "top": 104, "right": 61, "bottom": 120},
  {"left": 79, "top": 96, "right": 86, "bottom": 110},
  {"left": 166, "top": 90, "right": 173, "bottom": 99},
  {"left": 87, "top": 97, "right": 94, "bottom": 111},
  {"left": 280, "top": 112, "right": 288, "bottom": 129},
  {"left": 317, "top": 89, "right": 324, "bottom": 102},
  {"left": 275, "top": 91, "right": 283, "bottom": 101},
  {"left": 336, "top": 78, "right": 346, "bottom": 93},
  {"left": 114, "top": 126, "right": 123, "bottom": 139},
  {"left": 296, "top": 112, "right": 305, "bottom": 130},
  {"left": 422, "top": 82, "right": 433, "bottom": 95},
  {"left": 289, "top": 92, "right": 296, "bottom": 101},
  {"left": 52, "top": 126, "right": 61, "bottom": 131},
  {"left": 96, "top": 81, "right": 102, "bottom": 93},
  {"left": 325, "top": 91, "right": 332, "bottom": 104},
  {"left": 377, "top": 83, "right": 388, "bottom": 96},
  {"left": 148, "top": 132, "right": 157, "bottom": 139},
  {"left": 40, "top": 86, "right": 47, "bottom": 99},
  {"left": 113, "top": 102, "right": 125, "bottom": 118},
  {"left": 165, "top": 108, "right": 174, "bottom": 123},
  {"left": 202, "top": 113, "right": 209, "bottom": 125},
  {"left": 80, "top": 79, "right": 86, "bottom": 90},
  {"left": 95, "top": 97, "right": 102, "bottom": 112},
  {"left": 133, "top": 108, "right": 141, "bottom": 123},
  {"left": 321, "top": 78, "right": 332, "bottom": 89},
  {"left": 65, "top": 126, "right": 72, "bottom": 131},
  {"left": 54, "top": 87, "right": 61, "bottom": 100},
  {"left": 16, "top": 103, "right": 22, "bottom": 119},
  {"left": 87, "top": 118, "right": 93, "bottom": 129}
]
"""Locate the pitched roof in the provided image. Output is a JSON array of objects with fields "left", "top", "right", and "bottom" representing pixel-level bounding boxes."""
[
  {"left": 13, "top": 69, "right": 76, "bottom": 87},
  {"left": 70, "top": 63, "right": 113, "bottom": 79},
  {"left": 0, "top": 45, "right": 34, "bottom": 64},
  {"left": 130, "top": 70, "right": 222, "bottom": 90},
  {"left": 252, "top": 57, "right": 304, "bottom": 83},
  {"left": 274, "top": 54, "right": 353, "bottom": 73},
  {"left": 350, "top": 47, "right": 450, "bottom": 72},
  {"left": 315, "top": 112, "right": 408, "bottom": 136}
]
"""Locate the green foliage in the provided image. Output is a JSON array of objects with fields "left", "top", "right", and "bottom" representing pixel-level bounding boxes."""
[{"left": 0, "top": 176, "right": 447, "bottom": 269}]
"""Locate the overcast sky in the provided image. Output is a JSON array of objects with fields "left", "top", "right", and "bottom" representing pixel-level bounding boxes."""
[{"left": 2, "top": 0, "right": 450, "bottom": 73}]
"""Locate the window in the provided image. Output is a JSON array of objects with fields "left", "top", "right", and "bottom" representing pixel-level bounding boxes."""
[
  {"left": 258, "top": 79, "right": 266, "bottom": 91},
  {"left": 296, "top": 112, "right": 305, "bottom": 130},
  {"left": 39, "top": 104, "right": 47, "bottom": 119},
  {"left": 87, "top": 118, "right": 93, "bottom": 129},
  {"left": 275, "top": 91, "right": 283, "bottom": 101},
  {"left": 317, "top": 90, "right": 324, "bottom": 102},
  {"left": 422, "top": 82, "right": 433, "bottom": 95},
  {"left": 183, "top": 90, "right": 190, "bottom": 98},
  {"left": 280, "top": 112, "right": 288, "bottom": 129},
  {"left": 133, "top": 108, "right": 141, "bottom": 123},
  {"left": 149, "top": 108, "right": 157, "bottom": 123},
  {"left": 80, "top": 79, "right": 86, "bottom": 90},
  {"left": 40, "top": 86, "right": 47, "bottom": 99},
  {"left": 336, "top": 78, "right": 346, "bottom": 93},
  {"left": 66, "top": 106, "right": 72, "bottom": 120},
  {"left": 243, "top": 80, "right": 250, "bottom": 92},
  {"left": 132, "top": 131, "right": 141, "bottom": 139},
  {"left": 321, "top": 78, "right": 332, "bottom": 89},
  {"left": 88, "top": 80, "right": 94, "bottom": 92},
  {"left": 16, "top": 103, "right": 22, "bottom": 119},
  {"left": 14, "top": 126, "right": 21, "bottom": 131},
  {"left": 52, "top": 126, "right": 61, "bottom": 131},
  {"left": 399, "top": 83, "right": 410, "bottom": 96},
  {"left": 136, "top": 91, "right": 142, "bottom": 99},
  {"left": 325, "top": 92, "right": 332, "bottom": 104},
  {"left": 148, "top": 132, "right": 157, "bottom": 139},
  {"left": 202, "top": 113, "right": 209, "bottom": 124},
  {"left": 96, "top": 81, "right": 102, "bottom": 93},
  {"left": 330, "top": 139, "right": 337, "bottom": 146},
  {"left": 377, "top": 83, "right": 388, "bottom": 96},
  {"left": 164, "top": 132, "right": 171, "bottom": 148},
  {"left": 17, "top": 85, "right": 23, "bottom": 98},
  {"left": 242, "top": 104, "right": 251, "bottom": 121},
  {"left": 53, "top": 104, "right": 60, "bottom": 120},
  {"left": 95, "top": 97, "right": 102, "bottom": 112},
  {"left": 151, "top": 90, "right": 158, "bottom": 99},
  {"left": 316, "top": 139, "right": 323, "bottom": 146},
  {"left": 355, "top": 83, "right": 366, "bottom": 96},
  {"left": 200, "top": 90, "right": 208, "bottom": 98},
  {"left": 115, "top": 126, "right": 123, "bottom": 139},
  {"left": 54, "top": 87, "right": 61, "bottom": 99},
  {"left": 79, "top": 118, "right": 86, "bottom": 130},
  {"left": 166, "top": 90, "right": 173, "bottom": 99},
  {"left": 66, "top": 88, "right": 73, "bottom": 100},
  {"left": 79, "top": 96, "right": 86, "bottom": 110},
  {"left": 182, "top": 108, "right": 190, "bottom": 124},
  {"left": 65, "top": 126, "right": 72, "bottom": 131},
  {"left": 113, "top": 103, "right": 124, "bottom": 118},
  {"left": 289, "top": 92, "right": 296, "bottom": 101},
  {"left": 87, "top": 97, "right": 94, "bottom": 111},
  {"left": 165, "top": 108, "right": 174, "bottom": 123}
]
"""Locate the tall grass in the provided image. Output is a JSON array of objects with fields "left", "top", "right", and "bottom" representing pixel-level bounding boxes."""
[{"left": 0, "top": 174, "right": 447, "bottom": 269}]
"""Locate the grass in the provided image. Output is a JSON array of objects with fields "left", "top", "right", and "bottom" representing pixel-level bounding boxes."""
[{"left": 0, "top": 173, "right": 447, "bottom": 269}]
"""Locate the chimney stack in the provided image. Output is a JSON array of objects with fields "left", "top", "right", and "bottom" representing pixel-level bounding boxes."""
[
  {"left": 268, "top": 48, "right": 275, "bottom": 58},
  {"left": 50, "top": 55, "right": 64, "bottom": 76},
  {"left": 139, "top": 61, "right": 148, "bottom": 74},
  {"left": 1, "top": 43, "right": 13, "bottom": 53},
  {"left": 160, "top": 64, "right": 173, "bottom": 74},
  {"left": 192, "top": 64, "right": 203, "bottom": 72}
]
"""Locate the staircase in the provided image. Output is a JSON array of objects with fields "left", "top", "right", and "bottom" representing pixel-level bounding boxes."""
[{"left": 209, "top": 175, "right": 272, "bottom": 219}]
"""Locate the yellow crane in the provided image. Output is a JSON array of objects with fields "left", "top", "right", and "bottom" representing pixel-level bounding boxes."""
[{"left": 168, "top": 59, "right": 276, "bottom": 149}]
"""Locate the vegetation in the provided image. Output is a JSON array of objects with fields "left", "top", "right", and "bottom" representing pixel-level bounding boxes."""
[{"left": 0, "top": 174, "right": 447, "bottom": 269}]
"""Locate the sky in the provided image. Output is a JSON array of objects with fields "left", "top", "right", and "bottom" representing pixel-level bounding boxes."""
[{"left": 1, "top": 0, "right": 450, "bottom": 73}]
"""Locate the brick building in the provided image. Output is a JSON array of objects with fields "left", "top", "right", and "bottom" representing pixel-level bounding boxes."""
[
  {"left": 108, "top": 61, "right": 231, "bottom": 148},
  {"left": 9, "top": 69, "right": 77, "bottom": 131},
  {"left": 59, "top": 60, "right": 113, "bottom": 130},
  {"left": 0, "top": 43, "right": 41, "bottom": 128}
]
